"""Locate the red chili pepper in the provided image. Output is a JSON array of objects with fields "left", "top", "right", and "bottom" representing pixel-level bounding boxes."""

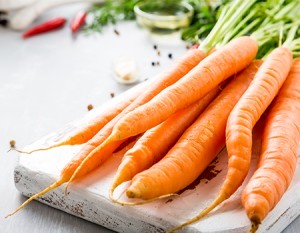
[
  {"left": 70, "top": 11, "right": 87, "bottom": 33},
  {"left": 22, "top": 17, "right": 66, "bottom": 39}
]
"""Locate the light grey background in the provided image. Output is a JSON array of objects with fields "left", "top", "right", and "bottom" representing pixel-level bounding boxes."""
[{"left": 0, "top": 3, "right": 299, "bottom": 233}]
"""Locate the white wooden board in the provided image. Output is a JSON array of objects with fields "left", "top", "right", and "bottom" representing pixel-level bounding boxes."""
[{"left": 13, "top": 85, "right": 300, "bottom": 233}]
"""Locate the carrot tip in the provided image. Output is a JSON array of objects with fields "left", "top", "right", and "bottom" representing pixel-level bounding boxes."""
[
  {"left": 6, "top": 180, "right": 64, "bottom": 217},
  {"left": 5, "top": 213, "right": 12, "bottom": 219},
  {"left": 250, "top": 219, "right": 260, "bottom": 233},
  {"left": 9, "top": 147, "right": 33, "bottom": 154},
  {"left": 64, "top": 184, "right": 71, "bottom": 196},
  {"left": 7, "top": 148, "right": 13, "bottom": 153},
  {"left": 126, "top": 190, "right": 136, "bottom": 199}
]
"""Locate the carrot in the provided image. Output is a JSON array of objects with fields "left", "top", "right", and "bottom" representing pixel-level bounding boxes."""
[
  {"left": 8, "top": 0, "right": 256, "bottom": 215},
  {"left": 109, "top": 86, "right": 221, "bottom": 202},
  {"left": 169, "top": 47, "right": 293, "bottom": 232},
  {"left": 65, "top": 0, "right": 255, "bottom": 192},
  {"left": 6, "top": 48, "right": 207, "bottom": 217},
  {"left": 105, "top": 36, "right": 258, "bottom": 145},
  {"left": 63, "top": 49, "right": 208, "bottom": 189},
  {"left": 81, "top": 0, "right": 256, "bottom": 200},
  {"left": 242, "top": 58, "right": 300, "bottom": 232},
  {"left": 13, "top": 86, "right": 145, "bottom": 155},
  {"left": 126, "top": 60, "right": 262, "bottom": 201}
]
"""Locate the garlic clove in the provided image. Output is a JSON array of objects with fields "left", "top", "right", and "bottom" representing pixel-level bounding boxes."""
[{"left": 113, "top": 58, "right": 140, "bottom": 84}]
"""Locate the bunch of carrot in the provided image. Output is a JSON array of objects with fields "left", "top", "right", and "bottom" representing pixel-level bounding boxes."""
[{"left": 8, "top": 0, "right": 300, "bottom": 232}]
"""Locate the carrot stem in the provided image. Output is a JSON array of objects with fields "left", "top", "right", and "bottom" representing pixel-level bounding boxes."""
[
  {"left": 283, "top": 25, "right": 299, "bottom": 50},
  {"left": 220, "top": 9, "right": 259, "bottom": 46},
  {"left": 259, "top": 0, "right": 285, "bottom": 28},
  {"left": 274, "top": 1, "right": 298, "bottom": 21},
  {"left": 199, "top": 0, "right": 257, "bottom": 53}
]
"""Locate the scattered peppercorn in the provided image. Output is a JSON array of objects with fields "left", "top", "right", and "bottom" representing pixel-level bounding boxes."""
[
  {"left": 153, "top": 45, "right": 157, "bottom": 50},
  {"left": 114, "top": 29, "right": 120, "bottom": 36},
  {"left": 157, "top": 50, "right": 161, "bottom": 56},
  {"left": 185, "top": 44, "right": 191, "bottom": 49},
  {"left": 168, "top": 53, "right": 173, "bottom": 59},
  {"left": 110, "top": 92, "right": 115, "bottom": 98},
  {"left": 151, "top": 62, "right": 155, "bottom": 66},
  {"left": 10, "top": 140, "right": 16, "bottom": 148},
  {"left": 87, "top": 104, "right": 94, "bottom": 111},
  {"left": 156, "top": 61, "right": 160, "bottom": 66},
  {"left": 144, "top": 78, "right": 149, "bottom": 81}
]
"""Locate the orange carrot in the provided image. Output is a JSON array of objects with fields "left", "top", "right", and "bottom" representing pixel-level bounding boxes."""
[
  {"left": 64, "top": 49, "right": 207, "bottom": 188},
  {"left": 126, "top": 60, "right": 262, "bottom": 201},
  {"left": 70, "top": 38, "right": 257, "bottom": 190},
  {"left": 110, "top": 86, "right": 221, "bottom": 201},
  {"left": 15, "top": 85, "right": 145, "bottom": 154},
  {"left": 106, "top": 36, "right": 258, "bottom": 144},
  {"left": 7, "top": 48, "right": 207, "bottom": 217},
  {"left": 242, "top": 58, "right": 300, "bottom": 232},
  {"left": 169, "top": 47, "right": 293, "bottom": 232}
]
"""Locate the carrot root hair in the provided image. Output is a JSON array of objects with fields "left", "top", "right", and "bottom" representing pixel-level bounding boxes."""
[
  {"left": 166, "top": 194, "right": 226, "bottom": 233},
  {"left": 64, "top": 134, "right": 117, "bottom": 195},
  {"left": 111, "top": 192, "right": 177, "bottom": 207},
  {"left": 109, "top": 184, "right": 126, "bottom": 204},
  {"left": 5, "top": 179, "right": 64, "bottom": 218},
  {"left": 64, "top": 182, "right": 71, "bottom": 196},
  {"left": 64, "top": 136, "right": 113, "bottom": 196},
  {"left": 9, "top": 142, "right": 66, "bottom": 155}
]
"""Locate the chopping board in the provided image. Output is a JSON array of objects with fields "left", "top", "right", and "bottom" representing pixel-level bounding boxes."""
[{"left": 13, "top": 83, "right": 300, "bottom": 233}]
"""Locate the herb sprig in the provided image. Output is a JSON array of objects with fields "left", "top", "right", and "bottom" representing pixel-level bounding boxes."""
[
  {"left": 85, "top": 0, "right": 227, "bottom": 42},
  {"left": 85, "top": 0, "right": 142, "bottom": 33}
]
